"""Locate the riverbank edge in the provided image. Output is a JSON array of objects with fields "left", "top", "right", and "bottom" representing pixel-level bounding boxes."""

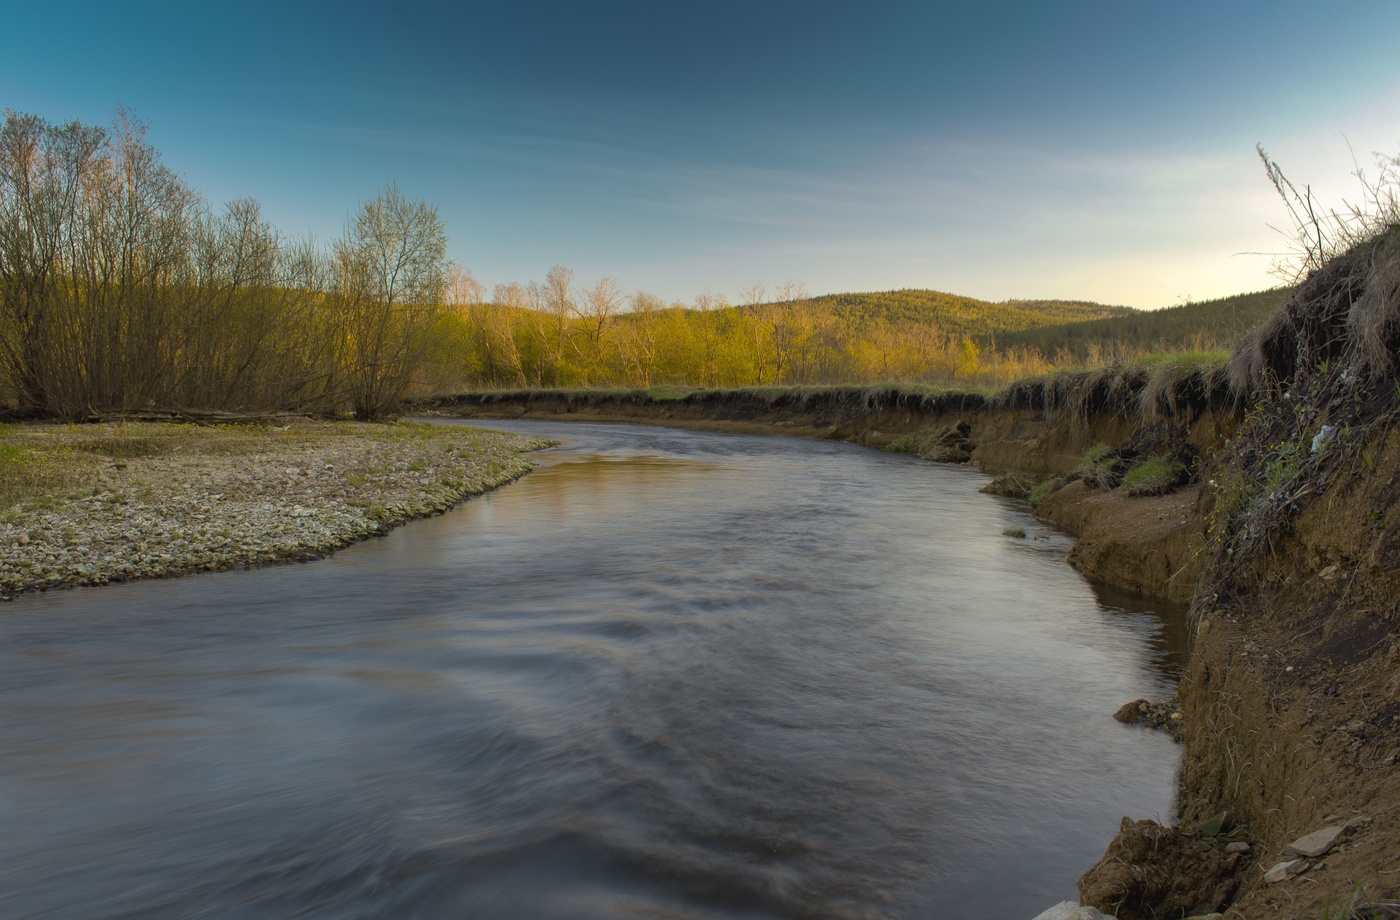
[
  {"left": 0, "top": 420, "right": 552, "bottom": 601},
  {"left": 418, "top": 386, "right": 1400, "bottom": 919},
  {"left": 418, "top": 388, "right": 1221, "bottom": 605}
]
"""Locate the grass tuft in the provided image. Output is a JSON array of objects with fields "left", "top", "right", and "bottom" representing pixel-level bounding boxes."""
[
  {"left": 1073, "top": 443, "right": 1124, "bottom": 489},
  {"left": 1028, "top": 479, "right": 1059, "bottom": 509},
  {"left": 1119, "top": 454, "right": 1187, "bottom": 497},
  {"left": 980, "top": 473, "right": 1037, "bottom": 499},
  {"left": 885, "top": 423, "right": 973, "bottom": 463}
]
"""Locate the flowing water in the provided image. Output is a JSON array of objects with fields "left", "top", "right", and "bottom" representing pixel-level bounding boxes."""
[{"left": 0, "top": 420, "right": 1186, "bottom": 919}]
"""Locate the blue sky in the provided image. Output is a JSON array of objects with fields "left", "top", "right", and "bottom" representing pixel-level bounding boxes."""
[{"left": 4, "top": 1, "right": 1398, "bottom": 308}]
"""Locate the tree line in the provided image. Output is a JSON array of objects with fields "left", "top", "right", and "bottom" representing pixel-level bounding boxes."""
[
  {"left": 424, "top": 277, "right": 1066, "bottom": 391},
  {"left": 2, "top": 108, "right": 1266, "bottom": 419},
  {"left": 0, "top": 108, "right": 446, "bottom": 419}
]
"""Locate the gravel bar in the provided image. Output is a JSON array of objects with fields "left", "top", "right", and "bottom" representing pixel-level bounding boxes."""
[{"left": 0, "top": 420, "right": 551, "bottom": 599}]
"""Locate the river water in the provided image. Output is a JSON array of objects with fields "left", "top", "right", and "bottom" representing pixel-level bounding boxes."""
[{"left": 0, "top": 420, "right": 1185, "bottom": 920}]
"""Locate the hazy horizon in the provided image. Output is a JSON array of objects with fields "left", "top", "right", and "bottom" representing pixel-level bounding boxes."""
[{"left": 5, "top": 0, "right": 1398, "bottom": 309}]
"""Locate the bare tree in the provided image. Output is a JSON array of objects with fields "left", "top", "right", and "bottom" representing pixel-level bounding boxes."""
[
  {"left": 333, "top": 181, "right": 447, "bottom": 419},
  {"left": 444, "top": 262, "right": 484, "bottom": 306},
  {"left": 526, "top": 264, "right": 574, "bottom": 385},
  {"left": 620, "top": 290, "right": 664, "bottom": 387},
  {"left": 577, "top": 275, "right": 621, "bottom": 382}
]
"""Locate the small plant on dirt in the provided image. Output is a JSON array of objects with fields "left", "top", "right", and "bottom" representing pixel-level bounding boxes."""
[
  {"left": 1119, "top": 454, "right": 1187, "bottom": 497},
  {"left": 1321, "top": 880, "right": 1400, "bottom": 920},
  {"left": 1028, "top": 479, "right": 1059, "bottom": 509},
  {"left": 1258, "top": 438, "right": 1305, "bottom": 501},
  {"left": 885, "top": 423, "right": 973, "bottom": 463},
  {"left": 979, "top": 473, "right": 1036, "bottom": 499},
  {"left": 1074, "top": 443, "right": 1126, "bottom": 489}
]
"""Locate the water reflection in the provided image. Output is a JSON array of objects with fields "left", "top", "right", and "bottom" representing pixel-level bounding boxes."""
[{"left": 0, "top": 420, "right": 1183, "bottom": 919}]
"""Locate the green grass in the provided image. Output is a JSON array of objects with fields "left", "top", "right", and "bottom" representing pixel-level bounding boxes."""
[
  {"left": 1074, "top": 443, "right": 1120, "bottom": 488},
  {"left": 1135, "top": 349, "right": 1232, "bottom": 371},
  {"left": 980, "top": 473, "right": 1036, "bottom": 499},
  {"left": 0, "top": 442, "right": 85, "bottom": 510},
  {"left": 885, "top": 425, "right": 972, "bottom": 463},
  {"left": 1028, "top": 480, "right": 1058, "bottom": 509},
  {"left": 1119, "top": 454, "right": 1187, "bottom": 496},
  {"left": 645, "top": 385, "right": 695, "bottom": 400}
]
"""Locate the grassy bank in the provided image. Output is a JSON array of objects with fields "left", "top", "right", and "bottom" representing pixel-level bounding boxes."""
[{"left": 0, "top": 420, "right": 550, "bottom": 599}]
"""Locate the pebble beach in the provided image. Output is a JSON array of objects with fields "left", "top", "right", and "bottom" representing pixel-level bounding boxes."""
[{"left": 0, "top": 420, "right": 550, "bottom": 599}]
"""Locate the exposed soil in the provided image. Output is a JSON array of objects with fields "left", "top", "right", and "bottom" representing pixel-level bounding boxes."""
[
  {"left": 1037, "top": 481, "right": 1205, "bottom": 604},
  {"left": 1163, "top": 422, "right": 1400, "bottom": 919}
]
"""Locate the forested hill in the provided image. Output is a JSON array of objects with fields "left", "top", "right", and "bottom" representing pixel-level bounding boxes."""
[
  {"left": 990, "top": 288, "right": 1292, "bottom": 358},
  {"left": 799, "top": 290, "right": 1134, "bottom": 337}
]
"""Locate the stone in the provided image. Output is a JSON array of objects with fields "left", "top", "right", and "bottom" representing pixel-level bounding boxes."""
[
  {"left": 1114, "top": 700, "right": 1146, "bottom": 723},
  {"left": 1224, "top": 841, "right": 1250, "bottom": 854},
  {"left": 1197, "top": 811, "right": 1229, "bottom": 838},
  {"left": 1283, "top": 825, "right": 1344, "bottom": 858},
  {"left": 1263, "top": 859, "right": 1307, "bottom": 884},
  {"left": 1031, "top": 902, "right": 1117, "bottom": 920}
]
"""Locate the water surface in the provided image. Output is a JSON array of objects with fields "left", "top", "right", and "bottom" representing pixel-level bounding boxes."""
[{"left": 0, "top": 420, "right": 1182, "bottom": 919}]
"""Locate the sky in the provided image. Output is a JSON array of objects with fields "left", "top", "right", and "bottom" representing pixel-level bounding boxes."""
[{"left": 4, "top": 0, "right": 1398, "bottom": 309}]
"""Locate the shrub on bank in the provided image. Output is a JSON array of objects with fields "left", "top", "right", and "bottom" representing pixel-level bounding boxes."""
[
  {"left": 1074, "top": 443, "right": 1126, "bottom": 489},
  {"left": 1028, "top": 480, "right": 1059, "bottom": 509},
  {"left": 885, "top": 423, "right": 973, "bottom": 463},
  {"left": 980, "top": 473, "right": 1037, "bottom": 499},
  {"left": 1119, "top": 454, "right": 1188, "bottom": 497}
]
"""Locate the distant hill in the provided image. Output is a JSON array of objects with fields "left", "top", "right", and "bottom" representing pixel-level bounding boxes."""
[
  {"left": 791, "top": 289, "right": 1134, "bottom": 338},
  {"left": 990, "top": 288, "right": 1292, "bottom": 357}
]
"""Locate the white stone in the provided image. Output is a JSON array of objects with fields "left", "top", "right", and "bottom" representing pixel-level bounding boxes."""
[
  {"left": 1263, "top": 858, "right": 1307, "bottom": 884},
  {"left": 1284, "top": 825, "right": 1344, "bottom": 858},
  {"left": 1031, "top": 902, "right": 1117, "bottom": 920}
]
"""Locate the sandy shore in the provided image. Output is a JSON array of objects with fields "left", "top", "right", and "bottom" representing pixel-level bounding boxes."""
[{"left": 0, "top": 419, "right": 550, "bottom": 599}]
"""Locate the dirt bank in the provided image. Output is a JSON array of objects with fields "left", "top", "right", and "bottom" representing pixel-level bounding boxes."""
[
  {"left": 1075, "top": 226, "right": 1400, "bottom": 918},
  {"left": 0, "top": 420, "right": 549, "bottom": 599}
]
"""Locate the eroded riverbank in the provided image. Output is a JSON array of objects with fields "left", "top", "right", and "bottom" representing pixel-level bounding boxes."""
[
  {"left": 0, "top": 420, "right": 549, "bottom": 599},
  {"left": 425, "top": 380, "right": 1400, "bottom": 918}
]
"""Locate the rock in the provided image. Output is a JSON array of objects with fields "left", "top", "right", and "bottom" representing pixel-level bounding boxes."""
[
  {"left": 1111, "top": 697, "right": 1183, "bottom": 740},
  {"left": 1114, "top": 700, "right": 1147, "bottom": 723},
  {"left": 1283, "top": 825, "right": 1344, "bottom": 858},
  {"left": 1224, "top": 841, "right": 1250, "bottom": 854},
  {"left": 1197, "top": 811, "right": 1229, "bottom": 838},
  {"left": 1032, "top": 902, "right": 1117, "bottom": 920},
  {"left": 1263, "top": 858, "right": 1308, "bottom": 884}
]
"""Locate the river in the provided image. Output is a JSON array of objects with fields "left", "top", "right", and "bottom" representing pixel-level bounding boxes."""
[{"left": 0, "top": 420, "right": 1184, "bottom": 919}]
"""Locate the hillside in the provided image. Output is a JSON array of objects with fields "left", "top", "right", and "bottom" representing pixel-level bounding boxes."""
[
  {"left": 992, "top": 288, "right": 1292, "bottom": 357},
  {"left": 798, "top": 289, "right": 1135, "bottom": 338}
]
